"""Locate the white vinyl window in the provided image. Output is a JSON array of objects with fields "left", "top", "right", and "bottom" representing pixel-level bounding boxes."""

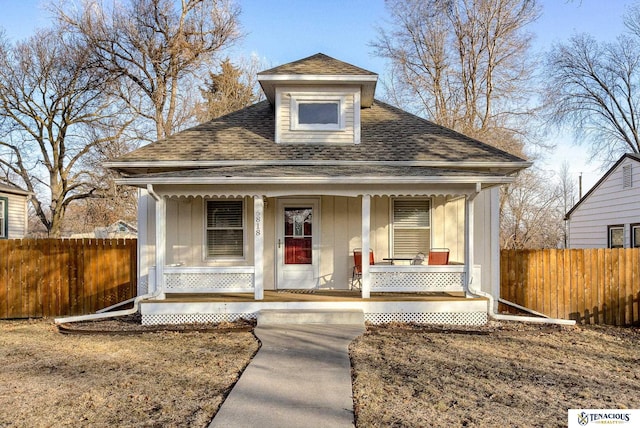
[
  {"left": 392, "top": 199, "right": 431, "bottom": 257},
  {"left": 0, "top": 198, "right": 6, "bottom": 239},
  {"left": 632, "top": 224, "right": 640, "bottom": 248},
  {"left": 290, "top": 95, "right": 345, "bottom": 131},
  {"left": 608, "top": 225, "right": 624, "bottom": 249},
  {"left": 206, "top": 200, "right": 244, "bottom": 259}
]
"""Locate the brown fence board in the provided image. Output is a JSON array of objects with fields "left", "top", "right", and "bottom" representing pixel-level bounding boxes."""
[
  {"left": 0, "top": 239, "right": 137, "bottom": 319},
  {"left": 501, "top": 248, "right": 640, "bottom": 326}
]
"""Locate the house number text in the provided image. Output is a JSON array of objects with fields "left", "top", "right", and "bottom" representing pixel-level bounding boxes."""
[{"left": 255, "top": 212, "right": 262, "bottom": 236}]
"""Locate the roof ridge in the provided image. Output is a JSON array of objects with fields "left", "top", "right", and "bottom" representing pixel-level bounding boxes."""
[{"left": 259, "top": 53, "right": 377, "bottom": 76}]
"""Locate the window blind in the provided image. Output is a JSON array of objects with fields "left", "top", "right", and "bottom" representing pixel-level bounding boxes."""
[{"left": 206, "top": 200, "right": 243, "bottom": 258}]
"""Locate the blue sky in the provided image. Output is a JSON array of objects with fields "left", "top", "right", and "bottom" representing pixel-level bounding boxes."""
[{"left": 0, "top": 0, "right": 637, "bottom": 191}]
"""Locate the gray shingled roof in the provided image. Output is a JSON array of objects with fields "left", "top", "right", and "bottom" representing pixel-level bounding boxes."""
[
  {"left": 111, "top": 100, "right": 526, "bottom": 171},
  {"left": 259, "top": 53, "right": 377, "bottom": 76}
]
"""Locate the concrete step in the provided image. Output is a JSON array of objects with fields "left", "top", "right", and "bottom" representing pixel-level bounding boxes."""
[{"left": 257, "top": 309, "right": 365, "bottom": 326}]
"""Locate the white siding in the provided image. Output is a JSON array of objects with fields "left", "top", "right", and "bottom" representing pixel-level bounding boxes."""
[
  {"left": 157, "top": 194, "right": 468, "bottom": 290},
  {"left": 568, "top": 157, "right": 640, "bottom": 248},
  {"left": 0, "top": 191, "right": 28, "bottom": 238},
  {"left": 276, "top": 86, "right": 359, "bottom": 144},
  {"left": 165, "top": 196, "right": 255, "bottom": 267},
  {"left": 473, "top": 188, "right": 498, "bottom": 294}
]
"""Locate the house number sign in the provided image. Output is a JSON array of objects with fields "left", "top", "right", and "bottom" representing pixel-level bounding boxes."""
[{"left": 255, "top": 212, "right": 262, "bottom": 236}]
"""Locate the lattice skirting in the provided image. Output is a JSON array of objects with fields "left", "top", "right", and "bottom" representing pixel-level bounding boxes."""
[
  {"left": 164, "top": 272, "right": 254, "bottom": 291},
  {"left": 141, "top": 313, "right": 256, "bottom": 325},
  {"left": 364, "top": 312, "right": 488, "bottom": 326},
  {"left": 141, "top": 311, "right": 487, "bottom": 326},
  {"left": 370, "top": 271, "right": 465, "bottom": 291}
]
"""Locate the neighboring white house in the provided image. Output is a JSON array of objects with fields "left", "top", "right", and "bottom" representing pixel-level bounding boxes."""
[
  {"left": 0, "top": 183, "right": 30, "bottom": 239},
  {"left": 106, "top": 53, "right": 531, "bottom": 325},
  {"left": 565, "top": 153, "right": 640, "bottom": 248}
]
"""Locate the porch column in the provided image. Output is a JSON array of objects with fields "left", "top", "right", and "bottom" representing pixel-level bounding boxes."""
[
  {"left": 154, "top": 194, "right": 166, "bottom": 296},
  {"left": 361, "top": 194, "right": 371, "bottom": 299},
  {"left": 253, "top": 195, "right": 264, "bottom": 300},
  {"left": 465, "top": 193, "right": 475, "bottom": 293}
]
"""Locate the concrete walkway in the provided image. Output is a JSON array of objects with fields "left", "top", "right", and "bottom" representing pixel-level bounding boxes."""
[{"left": 209, "top": 323, "right": 365, "bottom": 428}]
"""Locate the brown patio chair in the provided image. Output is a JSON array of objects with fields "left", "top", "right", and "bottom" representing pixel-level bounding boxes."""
[
  {"left": 428, "top": 248, "right": 450, "bottom": 265},
  {"left": 351, "top": 248, "right": 375, "bottom": 289}
]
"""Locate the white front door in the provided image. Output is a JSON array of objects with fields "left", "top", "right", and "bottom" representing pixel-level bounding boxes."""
[{"left": 276, "top": 199, "right": 319, "bottom": 289}]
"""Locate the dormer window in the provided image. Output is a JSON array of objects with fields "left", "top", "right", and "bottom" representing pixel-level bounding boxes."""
[{"left": 290, "top": 95, "right": 345, "bottom": 131}]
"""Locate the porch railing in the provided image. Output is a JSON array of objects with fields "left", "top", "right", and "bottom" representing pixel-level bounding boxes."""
[
  {"left": 163, "top": 266, "right": 255, "bottom": 293},
  {"left": 369, "top": 265, "right": 466, "bottom": 293}
]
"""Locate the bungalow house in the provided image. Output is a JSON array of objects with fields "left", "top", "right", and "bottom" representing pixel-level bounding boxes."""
[
  {"left": 565, "top": 153, "right": 640, "bottom": 248},
  {"left": 106, "top": 53, "right": 531, "bottom": 326},
  {"left": 0, "top": 183, "right": 30, "bottom": 239}
]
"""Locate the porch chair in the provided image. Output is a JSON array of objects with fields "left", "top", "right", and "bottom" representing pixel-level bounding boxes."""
[
  {"left": 428, "top": 248, "right": 450, "bottom": 265},
  {"left": 351, "top": 248, "right": 375, "bottom": 290}
]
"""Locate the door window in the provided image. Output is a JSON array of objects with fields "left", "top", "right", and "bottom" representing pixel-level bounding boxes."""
[{"left": 284, "top": 207, "right": 312, "bottom": 264}]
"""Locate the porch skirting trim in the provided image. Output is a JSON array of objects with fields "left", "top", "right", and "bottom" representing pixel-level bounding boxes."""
[
  {"left": 370, "top": 271, "right": 465, "bottom": 292},
  {"left": 140, "top": 311, "right": 487, "bottom": 326},
  {"left": 364, "top": 312, "right": 487, "bottom": 325},
  {"left": 164, "top": 268, "right": 254, "bottom": 292}
]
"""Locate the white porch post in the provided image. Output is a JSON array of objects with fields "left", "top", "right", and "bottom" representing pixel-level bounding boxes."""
[
  {"left": 253, "top": 195, "right": 264, "bottom": 300},
  {"left": 465, "top": 192, "right": 476, "bottom": 293},
  {"left": 155, "top": 194, "right": 166, "bottom": 297},
  {"left": 361, "top": 194, "right": 371, "bottom": 299}
]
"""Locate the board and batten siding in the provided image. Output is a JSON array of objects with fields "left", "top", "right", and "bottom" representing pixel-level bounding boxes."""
[
  {"left": 568, "top": 156, "right": 640, "bottom": 248},
  {"left": 141, "top": 193, "right": 470, "bottom": 291},
  {"left": 275, "top": 86, "right": 360, "bottom": 144},
  {"left": 0, "top": 191, "right": 29, "bottom": 238}
]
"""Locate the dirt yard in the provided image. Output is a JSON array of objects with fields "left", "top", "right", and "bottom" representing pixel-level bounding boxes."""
[
  {"left": 1, "top": 318, "right": 638, "bottom": 427},
  {"left": 0, "top": 318, "right": 259, "bottom": 427},
  {"left": 350, "top": 322, "right": 640, "bottom": 427}
]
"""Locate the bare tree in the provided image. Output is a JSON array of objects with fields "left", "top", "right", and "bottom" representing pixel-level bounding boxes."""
[
  {"left": 373, "top": 0, "right": 541, "bottom": 152},
  {"left": 195, "top": 56, "right": 262, "bottom": 122},
  {"left": 557, "top": 161, "right": 577, "bottom": 248},
  {"left": 500, "top": 168, "right": 565, "bottom": 249},
  {"left": 545, "top": 6, "right": 640, "bottom": 162},
  {"left": 55, "top": 0, "right": 242, "bottom": 140},
  {"left": 0, "top": 29, "right": 126, "bottom": 237}
]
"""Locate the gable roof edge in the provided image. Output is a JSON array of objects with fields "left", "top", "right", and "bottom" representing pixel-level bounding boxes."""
[{"left": 564, "top": 152, "right": 640, "bottom": 220}]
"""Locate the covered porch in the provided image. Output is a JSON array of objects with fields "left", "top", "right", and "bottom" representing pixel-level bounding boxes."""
[{"left": 140, "top": 179, "right": 491, "bottom": 304}]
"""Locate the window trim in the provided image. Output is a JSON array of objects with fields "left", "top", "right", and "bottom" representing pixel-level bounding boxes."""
[
  {"left": 204, "top": 198, "right": 247, "bottom": 261},
  {"left": 608, "top": 224, "right": 624, "bottom": 249},
  {"left": 0, "top": 197, "right": 7, "bottom": 239},
  {"left": 290, "top": 94, "right": 346, "bottom": 131},
  {"left": 631, "top": 224, "right": 640, "bottom": 248},
  {"left": 390, "top": 197, "right": 432, "bottom": 258}
]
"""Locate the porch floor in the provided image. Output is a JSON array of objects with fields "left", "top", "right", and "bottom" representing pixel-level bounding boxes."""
[{"left": 150, "top": 290, "right": 485, "bottom": 303}]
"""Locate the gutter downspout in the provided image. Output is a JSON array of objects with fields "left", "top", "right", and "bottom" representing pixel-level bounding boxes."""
[
  {"left": 466, "top": 184, "right": 575, "bottom": 326},
  {"left": 54, "top": 184, "right": 165, "bottom": 325}
]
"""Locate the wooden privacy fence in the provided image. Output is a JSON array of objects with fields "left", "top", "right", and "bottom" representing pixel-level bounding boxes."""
[
  {"left": 0, "top": 239, "right": 137, "bottom": 319},
  {"left": 501, "top": 249, "right": 640, "bottom": 326}
]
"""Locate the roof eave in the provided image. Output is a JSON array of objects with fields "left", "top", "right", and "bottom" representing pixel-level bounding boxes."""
[
  {"left": 115, "top": 175, "right": 517, "bottom": 187},
  {"left": 258, "top": 74, "right": 378, "bottom": 107}
]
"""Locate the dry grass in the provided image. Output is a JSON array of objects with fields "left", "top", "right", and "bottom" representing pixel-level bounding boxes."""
[
  {"left": 350, "top": 322, "right": 640, "bottom": 427},
  {"left": 0, "top": 318, "right": 259, "bottom": 427},
  {"left": 2, "top": 318, "right": 639, "bottom": 427}
]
